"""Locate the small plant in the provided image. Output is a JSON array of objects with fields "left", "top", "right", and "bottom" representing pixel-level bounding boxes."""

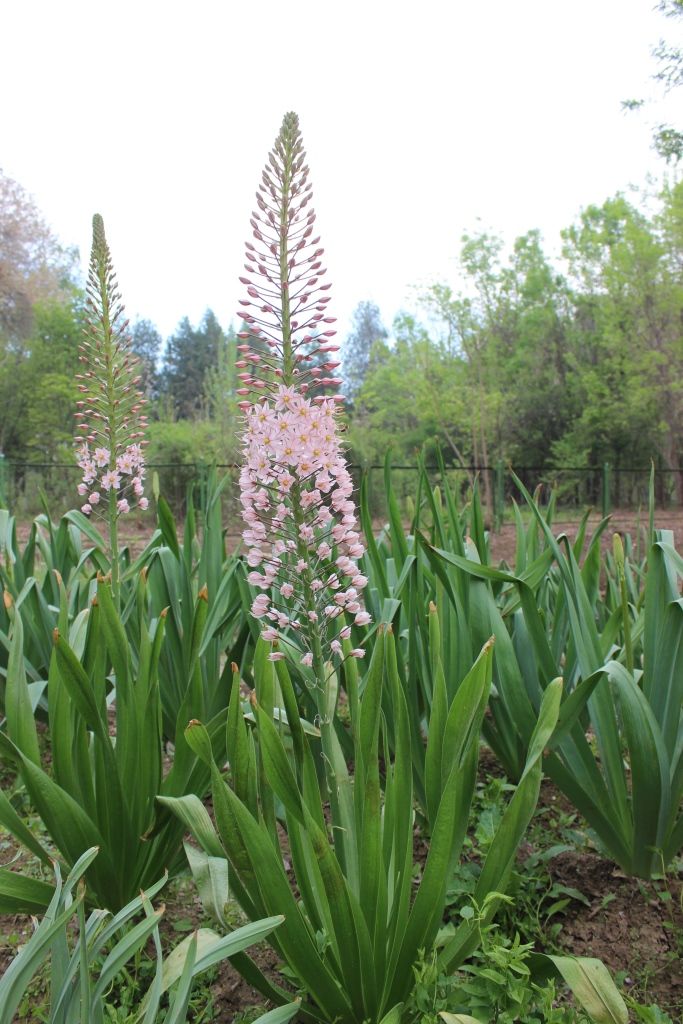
[{"left": 0, "top": 847, "right": 297, "bottom": 1024}]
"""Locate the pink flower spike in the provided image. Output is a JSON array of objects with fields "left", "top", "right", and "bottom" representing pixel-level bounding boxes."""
[{"left": 236, "top": 114, "right": 370, "bottom": 667}]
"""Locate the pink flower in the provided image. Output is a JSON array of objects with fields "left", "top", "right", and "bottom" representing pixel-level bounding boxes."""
[
  {"left": 89, "top": 491, "right": 101, "bottom": 505},
  {"left": 138, "top": 497, "right": 149, "bottom": 510},
  {"left": 251, "top": 594, "right": 271, "bottom": 618},
  {"left": 101, "top": 470, "right": 121, "bottom": 492},
  {"left": 300, "top": 653, "right": 313, "bottom": 667},
  {"left": 117, "top": 499, "right": 130, "bottom": 514},
  {"left": 81, "top": 503, "right": 92, "bottom": 515},
  {"left": 116, "top": 451, "right": 134, "bottom": 474}
]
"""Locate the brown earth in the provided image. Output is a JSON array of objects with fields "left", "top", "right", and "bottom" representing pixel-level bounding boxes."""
[
  {"left": 550, "top": 850, "right": 683, "bottom": 1015},
  {"left": 14, "top": 505, "right": 683, "bottom": 565},
  {"left": 488, "top": 508, "right": 683, "bottom": 567}
]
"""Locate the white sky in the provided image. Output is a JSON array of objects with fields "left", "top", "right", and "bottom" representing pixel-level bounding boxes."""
[{"left": 1, "top": 0, "right": 680, "bottom": 344}]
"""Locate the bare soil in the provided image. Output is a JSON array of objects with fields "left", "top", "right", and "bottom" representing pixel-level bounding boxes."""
[
  {"left": 550, "top": 850, "right": 683, "bottom": 1015},
  {"left": 488, "top": 508, "right": 683, "bottom": 566},
  {"left": 15, "top": 505, "right": 683, "bottom": 565}
]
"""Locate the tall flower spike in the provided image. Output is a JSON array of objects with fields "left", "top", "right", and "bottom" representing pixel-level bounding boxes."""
[
  {"left": 238, "top": 114, "right": 370, "bottom": 673},
  {"left": 75, "top": 215, "right": 149, "bottom": 604}
]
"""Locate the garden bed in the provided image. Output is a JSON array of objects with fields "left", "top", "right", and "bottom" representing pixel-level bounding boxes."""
[{"left": 2, "top": 749, "right": 681, "bottom": 1021}]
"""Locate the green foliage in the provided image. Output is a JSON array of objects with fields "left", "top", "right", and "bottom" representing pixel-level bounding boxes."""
[
  {"left": 165, "top": 631, "right": 562, "bottom": 1024},
  {"left": 0, "top": 847, "right": 293, "bottom": 1024},
  {"left": 349, "top": 181, "right": 683, "bottom": 510},
  {"left": 409, "top": 932, "right": 592, "bottom": 1024},
  {"left": 0, "top": 573, "right": 227, "bottom": 912},
  {"left": 144, "top": 471, "right": 250, "bottom": 738}
]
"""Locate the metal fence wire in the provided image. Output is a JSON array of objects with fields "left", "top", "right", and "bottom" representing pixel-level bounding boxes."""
[{"left": 0, "top": 455, "right": 678, "bottom": 525}]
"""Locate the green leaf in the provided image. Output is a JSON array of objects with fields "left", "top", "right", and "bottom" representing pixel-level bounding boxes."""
[
  {"left": 532, "top": 953, "right": 628, "bottom": 1024},
  {"left": 439, "top": 1015, "right": 485, "bottom": 1024},
  {"left": 0, "top": 786, "right": 53, "bottom": 868},
  {"left": 183, "top": 843, "right": 230, "bottom": 927},
  {"left": 252, "top": 1002, "right": 301, "bottom": 1024},
  {"left": 158, "top": 795, "right": 224, "bottom": 858},
  {"left": 0, "top": 870, "right": 55, "bottom": 915},
  {"left": 4, "top": 600, "right": 40, "bottom": 766}
]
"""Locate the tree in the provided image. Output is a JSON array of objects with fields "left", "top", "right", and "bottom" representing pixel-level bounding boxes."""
[
  {"left": 623, "top": 0, "right": 683, "bottom": 162},
  {"left": 160, "top": 309, "right": 224, "bottom": 419},
  {"left": 0, "top": 169, "right": 75, "bottom": 343},
  {"left": 203, "top": 324, "right": 240, "bottom": 464},
  {"left": 342, "top": 300, "right": 388, "bottom": 403},
  {"left": 0, "top": 297, "right": 86, "bottom": 461},
  {"left": 349, "top": 313, "right": 469, "bottom": 467},
  {"left": 130, "top": 318, "right": 163, "bottom": 400},
  {"left": 560, "top": 191, "right": 682, "bottom": 497}
]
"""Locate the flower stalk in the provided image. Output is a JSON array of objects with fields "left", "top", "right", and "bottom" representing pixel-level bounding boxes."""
[
  {"left": 74, "top": 215, "right": 148, "bottom": 606},
  {"left": 237, "top": 113, "right": 370, "bottom": 734}
]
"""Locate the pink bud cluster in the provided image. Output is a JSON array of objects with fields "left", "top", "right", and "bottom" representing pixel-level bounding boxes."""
[
  {"left": 241, "top": 384, "right": 370, "bottom": 664},
  {"left": 76, "top": 442, "right": 148, "bottom": 517},
  {"left": 234, "top": 115, "right": 344, "bottom": 407}
]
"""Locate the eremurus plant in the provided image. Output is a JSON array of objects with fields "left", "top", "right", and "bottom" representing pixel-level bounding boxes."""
[{"left": 163, "top": 113, "right": 567, "bottom": 1024}]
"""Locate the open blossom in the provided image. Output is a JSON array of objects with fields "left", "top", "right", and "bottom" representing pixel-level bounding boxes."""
[
  {"left": 76, "top": 441, "right": 146, "bottom": 517},
  {"left": 238, "top": 113, "right": 369, "bottom": 667},
  {"left": 74, "top": 215, "right": 149, "bottom": 520}
]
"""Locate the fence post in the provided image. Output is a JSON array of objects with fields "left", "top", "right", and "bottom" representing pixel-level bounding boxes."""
[
  {"left": 602, "top": 461, "right": 611, "bottom": 518},
  {"left": 0, "top": 452, "right": 6, "bottom": 507},
  {"left": 494, "top": 460, "right": 505, "bottom": 531}
]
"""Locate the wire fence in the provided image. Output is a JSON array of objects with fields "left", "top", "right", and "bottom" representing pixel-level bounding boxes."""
[{"left": 1, "top": 455, "right": 679, "bottom": 525}]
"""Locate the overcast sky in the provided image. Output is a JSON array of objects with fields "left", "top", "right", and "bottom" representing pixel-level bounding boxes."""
[{"left": 2, "top": 0, "right": 680, "bottom": 342}]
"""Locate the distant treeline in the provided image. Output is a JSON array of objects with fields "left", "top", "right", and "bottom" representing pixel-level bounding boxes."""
[{"left": 2, "top": 167, "right": 682, "bottom": 516}]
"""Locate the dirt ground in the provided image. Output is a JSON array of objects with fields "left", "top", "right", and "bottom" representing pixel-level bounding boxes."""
[
  {"left": 488, "top": 507, "right": 683, "bottom": 565},
  {"left": 16, "top": 504, "right": 683, "bottom": 565}
]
